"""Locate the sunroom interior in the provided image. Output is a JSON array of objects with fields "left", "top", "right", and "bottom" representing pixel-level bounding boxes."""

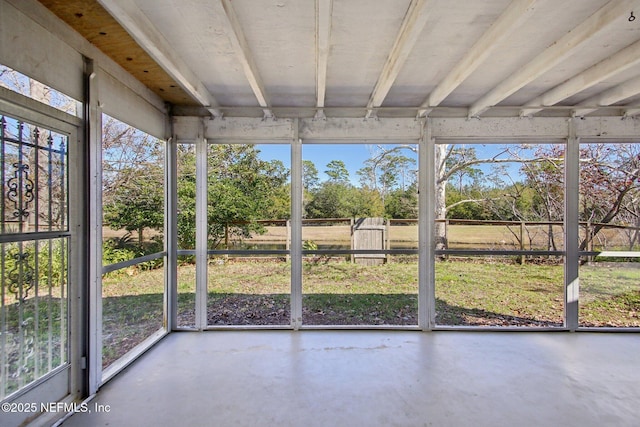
[{"left": 1, "top": 0, "right": 640, "bottom": 426}]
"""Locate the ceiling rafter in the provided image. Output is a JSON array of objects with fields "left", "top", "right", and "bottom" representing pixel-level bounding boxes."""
[
  {"left": 365, "top": 0, "right": 432, "bottom": 118},
  {"left": 573, "top": 74, "right": 640, "bottom": 117},
  {"left": 418, "top": 0, "right": 537, "bottom": 117},
  {"left": 315, "top": 0, "right": 333, "bottom": 119},
  {"left": 468, "top": 0, "right": 638, "bottom": 118},
  {"left": 521, "top": 39, "right": 640, "bottom": 117},
  {"left": 97, "top": 0, "right": 222, "bottom": 116},
  {"left": 220, "top": 0, "right": 273, "bottom": 119}
]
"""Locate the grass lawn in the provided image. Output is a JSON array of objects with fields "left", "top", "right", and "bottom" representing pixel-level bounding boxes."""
[
  {"left": 579, "top": 262, "right": 640, "bottom": 327},
  {"left": 435, "top": 258, "right": 565, "bottom": 326},
  {"left": 95, "top": 258, "right": 640, "bottom": 367}
]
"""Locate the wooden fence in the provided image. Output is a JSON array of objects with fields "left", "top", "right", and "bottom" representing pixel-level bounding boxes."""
[{"left": 220, "top": 218, "right": 640, "bottom": 262}]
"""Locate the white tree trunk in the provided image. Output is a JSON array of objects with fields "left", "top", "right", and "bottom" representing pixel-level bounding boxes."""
[{"left": 434, "top": 144, "right": 448, "bottom": 250}]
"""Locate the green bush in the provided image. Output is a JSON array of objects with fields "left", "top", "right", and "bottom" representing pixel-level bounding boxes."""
[{"left": 102, "top": 233, "right": 165, "bottom": 273}]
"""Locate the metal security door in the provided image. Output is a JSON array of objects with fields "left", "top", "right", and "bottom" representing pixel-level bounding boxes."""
[{"left": 0, "top": 105, "right": 79, "bottom": 425}]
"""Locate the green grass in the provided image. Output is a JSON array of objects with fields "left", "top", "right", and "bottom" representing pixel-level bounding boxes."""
[
  {"left": 171, "top": 258, "right": 638, "bottom": 327},
  {"left": 435, "top": 259, "right": 565, "bottom": 326},
  {"left": 102, "top": 268, "right": 164, "bottom": 367},
  {"left": 11, "top": 258, "right": 636, "bottom": 371},
  {"left": 579, "top": 263, "right": 640, "bottom": 326}
]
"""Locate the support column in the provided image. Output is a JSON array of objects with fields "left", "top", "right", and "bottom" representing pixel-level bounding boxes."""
[
  {"left": 419, "top": 119, "right": 435, "bottom": 330},
  {"left": 165, "top": 135, "right": 178, "bottom": 331},
  {"left": 195, "top": 119, "right": 208, "bottom": 330},
  {"left": 85, "top": 57, "right": 102, "bottom": 394},
  {"left": 565, "top": 118, "right": 580, "bottom": 330},
  {"left": 290, "top": 122, "right": 303, "bottom": 329}
]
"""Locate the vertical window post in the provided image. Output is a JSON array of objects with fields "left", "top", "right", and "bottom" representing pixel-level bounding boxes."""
[
  {"left": 565, "top": 119, "right": 580, "bottom": 330},
  {"left": 195, "top": 119, "right": 208, "bottom": 330},
  {"left": 290, "top": 124, "right": 303, "bottom": 329},
  {"left": 419, "top": 118, "right": 435, "bottom": 330}
]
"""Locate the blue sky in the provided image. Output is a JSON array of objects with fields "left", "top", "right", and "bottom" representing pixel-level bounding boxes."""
[
  {"left": 256, "top": 142, "right": 548, "bottom": 187},
  {"left": 256, "top": 143, "right": 418, "bottom": 184}
]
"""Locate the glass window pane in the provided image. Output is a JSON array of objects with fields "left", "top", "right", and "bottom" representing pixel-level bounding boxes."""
[
  {"left": 177, "top": 143, "right": 196, "bottom": 251},
  {"left": 1, "top": 238, "right": 68, "bottom": 399},
  {"left": 302, "top": 144, "right": 418, "bottom": 325},
  {"left": 206, "top": 144, "right": 291, "bottom": 325},
  {"left": 1, "top": 116, "right": 68, "bottom": 234},
  {"left": 1, "top": 111, "right": 70, "bottom": 399},
  {"left": 102, "top": 115, "right": 165, "bottom": 266},
  {"left": 579, "top": 142, "right": 640, "bottom": 327},
  {"left": 208, "top": 255, "right": 291, "bottom": 326},
  {"left": 439, "top": 143, "right": 565, "bottom": 251},
  {"left": 101, "top": 115, "right": 165, "bottom": 370},
  {"left": 0, "top": 64, "right": 80, "bottom": 116},
  {"left": 177, "top": 255, "right": 196, "bottom": 329},
  {"left": 302, "top": 254, "right": 418, "bottom": 325},
  {"left": 102, "top": 259, "right": 165, "bottom": 369},
  {"left": 579, "top": 258, "right": 639, "bottom": 327},
  {"left": 435, "top": 256, "right": 564, "bottom": 327}
]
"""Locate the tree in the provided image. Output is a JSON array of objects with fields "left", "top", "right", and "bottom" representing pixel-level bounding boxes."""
[
  {"left": 303, "top": 160, "right": 320, "bottom": 191},
  {"left": 372, "top": 143, "right": 554, "bottom": 250},
  {"left": 357, "top": 151, "right": 416, "bottom": 205},
  {"left": 176, "top": 145, "right": 196, "bottom": 249},
  {"left": 445, "top": 147, "right": 484, "bottom": 193},
  {"left": 103, "top": 164, "right": 164, "bottom": 246},
  {"left": 385, "top": 186, "right": 418, "bottom": 219},
  {"left": 101, "top": 115, "right": 165, "bottom": 247},
  {"left": 518, "top": 147, "right": 565, "bottom": 250},
  {"left": 351, "top": 187, "right": 385, "bottom": 217},
  {"left": 505, "top": 143, "right": 640, "bottom": 251},
  {"left": 175, "top": 144, "right": 290, "bottom": 249},
  {"left": 578, "top": 143, "right": 639, "bottom": 250},
  {"left": 207, "top": 145, "right": 289, "bottom": 248},
  {"left": 325, "top": 160, "right": 349, "bottom": 183},
  {"left": 102, "top": 116, "right": 163, "bottom": 198},
  {"left": 305, "top": 181, "right": 353, "bottom": 218}
]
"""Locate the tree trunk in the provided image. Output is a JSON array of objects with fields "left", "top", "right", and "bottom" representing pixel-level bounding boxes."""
[{"left": 435, "top": 144, "right": 448, "bottom": 250}]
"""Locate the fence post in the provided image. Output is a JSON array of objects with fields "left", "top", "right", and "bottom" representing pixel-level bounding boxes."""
[
  {"left": 386, "top": 218, "right": 391, "bottom": 264},
  {"left": 286, "top": 219, "right": 291, "bottom": 262},
  {"left": 586, "top": 221, "right": 593, "bottom": 263},
  {"left": 445, "top": 219, "right": 449, "bottom": 259},
  {"left": 520, "top": 221, "right": 525, "bottom": 265},
  {"left": 350, "top": 218, "right": 355, "bottom": 263}
]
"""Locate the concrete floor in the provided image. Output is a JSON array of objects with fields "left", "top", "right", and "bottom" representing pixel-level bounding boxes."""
[{"left": 62, "top": 331, "right": 640, "bottom": 427}]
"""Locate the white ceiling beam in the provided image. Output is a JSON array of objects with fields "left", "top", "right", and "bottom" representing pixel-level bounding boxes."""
[
  {"left": 365, "top": 0, "right": 432, "bottom": 118},
  {"left": 183, "top": 116, "right": 640, "bottom": 142},
  {"left": 573, "top": 74, "right": 640, "bottom": 117},
  {"left": 521, "top": 39, "right": 640, "bottom": 117},
  {"left": 418, "top": 0, "right": 537, "bottom": 117},
  {"left": 433, "top": 116, "right": 640, "bottom": 140},
  {"left": 97, "top": 0, "right": 222, "bottom": 116},
  {"left": 432, "top": 117, "right": 570, "bottom": 140},
  {"left": 315, "top": 0, "right": 333, "bottom": 118},
  {"left": 468, "top": 0, "right": 637, "bottom": 118},
  {"left": 220, "top": 0, "right": 273, "bottom": 118},
  {"left": 198, "top": 117, "right": 424, "bottom": 142}
]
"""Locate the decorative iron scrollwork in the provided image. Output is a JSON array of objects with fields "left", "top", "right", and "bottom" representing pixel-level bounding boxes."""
[
  {"left": 6, "top": 162, "right": 35, "bottom": 221},
  {"left": 7, "top": 250, "right": 35, "bottom": 302}
]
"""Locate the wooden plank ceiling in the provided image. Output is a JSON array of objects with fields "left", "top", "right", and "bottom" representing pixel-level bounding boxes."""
[
  {"left": 37, "top": 0, "right": 640, "bottom": 119},
  {"left": 38, "top": 0, "right": 195, "bottom": 105}
]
